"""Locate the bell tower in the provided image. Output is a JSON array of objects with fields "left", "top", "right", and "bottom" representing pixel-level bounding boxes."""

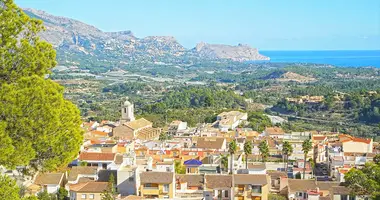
[{"left": 121, "top": 97, "right": 135, "bottom": 123}]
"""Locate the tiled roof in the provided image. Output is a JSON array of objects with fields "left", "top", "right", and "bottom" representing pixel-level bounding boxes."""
[
  {"left": 125, "top": 118, "right": 152, "bottom": 130},
  {"left": 184, "top": 159, "right": 202, "bottom": 166},
  {"left": 90, "top": 130, "right": 108, "bottom": 136},
  {"left": 79, "top": 152, "right": 116, "bottom": 161},
  {"left": 113, "top": 125, "right": 134, "bottom": 140},
  {"left": 265, "top": 127, "right": 285, "bottom": 135},
  {"left": 340, "top": 134, "right": 372, "bottom": 144},
  {"left": 196, "top": 137, "right": 225, "bottom": 149},
  {"left": 176, "top": 174, "right": 204, "bottom": 187},
  {"left": 140, "top": 172, "right": 174, "bottom": 184},
  {"left": 34, "top": 173, "right": 64, "bottom": 185},
  {"left": 69, "top": 182, "right": 108, "bottom": 193},
  {"left": 234, "top": 174, "right": 268, "bottom": 185},
  {"left": 288, "top": 180, "right": 340, "bottom": 192},
  {"left": 247, "top": 163, "right": 266, "bottom": 170},
  {"left": 68, "top": 166, "right": 97, "bottom": 181},
  {"left": 205, "top": 175, "right": 232, "bottom": 189},
  {"left": 267, "top": 171, "right": 287, "bottom": 178}
]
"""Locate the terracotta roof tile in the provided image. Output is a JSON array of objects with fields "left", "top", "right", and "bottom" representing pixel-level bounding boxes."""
[
  {"left": 34, "top": 173, "right": 64, "bottom": 185},
  {"left": 125, "top": 118, "right": 152, "bottom": 130},
  {"left": 234, "top": 174, "right": 268, "bottom": 185},
  {"left": 79, "top": 152, "right": 116, "bottom": 161},
  {"left": 68, "top": 166, "right": 97, "bottom": 181},
  {"left": 265, "top": 127, "right": 285, "bottom": 135},
  {"left": 176, "top": 174, "right": 204, "bottom": 187},
  {"left": 69, "top": 182, "right": 108, "bottom": 193},
  {"left": 205, "top": 175, "right": 232, "bottom": 189},
  {"left": 140, "top": 172, "right": 174, "bottom": 184},
  {"left": 196, "top": 137, "right": 225, "bottom": 149}
]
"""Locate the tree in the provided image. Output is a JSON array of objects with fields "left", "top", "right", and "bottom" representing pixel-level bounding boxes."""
[
  {"left": 243, "top": 141, "right": 252, "bottom": 169},
  {"left": 174, "top": 160, "right": 186, "bottom": 174},
  {"left": 101, "top": 174, "right": 116, "bottom": 200},
  {"left": 258, "top": 140, "right": 269, "bottom": 162},
  {"left": 302, "top": 139, "right": 312, "bottom": 179},
  {"left": 0, "top": 0, "right": 56, "bottom": 84},
  {"left": 0, "top": 77, "right": 83, "bottom": 171},
  {"left": 309, "top": 158, "right": 315, "bottom": 178},
  {"left": 345, "top": 162, "right": 380, "bottom": 199},
  {"left": 57, "top": 187, "right": 68, "bottom": 200},
  {"left": 268, "top": 194, "right": 287, "bottom": 200},
  {"left": 219, "top": 154, "right": 229, "bottom": 172},
  {"left": 282, "top": 141, "right": 293, "bottom": 172},
  {"left": 374, "top": 154, "right": 380, "bottom": 164},
  {"left": 0, "top": 174, "right": 20, "bottom": 200},
  {"left": 0, "top": 0, "right": 83, "bottom": 171},
  {"left": 37, "top": 190, "right": 57, "bottom": 200},
  {"left": 228, "top": 140, "right": 237, "bottom": 174}
]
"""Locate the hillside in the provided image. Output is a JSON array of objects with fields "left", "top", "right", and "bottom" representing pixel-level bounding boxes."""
[
  {"left": 263, "top": 71, "right": 316, "bottom": 83},
  {"left": 23, "top": 8, "right": 269, "bottom": 67}
]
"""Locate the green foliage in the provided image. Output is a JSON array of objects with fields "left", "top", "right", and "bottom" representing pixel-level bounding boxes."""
[
  {"left": 0, "top": 174, "right": 20, "bottom": 200},
  {"left": 174, "top": 160, "right": 186, "bottom": 174},
  {"left": 243, "top": 141, "right": 252, "bottom": 169},
  {"left": 0, "top": 76, "right": 83, "bottom": 171},
  {"left": 78, "top": 161, "right": 88, "bottom": 167},
  {"left": 0, "top": 0, "right": 56, "bottom": 84},
  {"left": 142, "top": 86, "right": 246, "bottom": 113},
  {"left": 57, "top": 187, "right": 68, "bottom": 200},
  {"left": 219, "top": 154, "right": 229, "bottom": 172},
  {"left": 258, "top": 141, "right": 269, "bottom": 162},
  {"left": 345, "top": 162, "right": 380, "bottom": 199},
  {"left": 37, "top": 190, "right": 57, "bottom": 200},
  {"left": 101, "top": 173, "right": 116, "bottom": 200},
  {"left": 247, "top": 112, "right": 272, "bottom": 132},
  {"left": 0, "top": 0, "right": 83, "bottom": 172},
  {"left": 159, "top": 132, "right": 172, "bottom": 142},
  {"left": 302, "top": 139, "right": 312, "bottom": 179},
  {"left": 282, "top": 141, "right": 293, "bottom": 171},
  {"left": 268, "top": 194, "right": 287, "bottom": 200}
]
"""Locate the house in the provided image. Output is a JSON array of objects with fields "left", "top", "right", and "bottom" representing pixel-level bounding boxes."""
[
  {"left": 155, "top": 161, "right": 175, "bottom": 172},
  {"left": 263, "top": 127, "right": 285, "bottom": 139},
  {"left": 117, "top": 166, "right": 139, "bottom": 196},
  {"left": 287, "top": 180, "right": 340, "bottom": 200},
  {"left": 234, "top": 174, "right": 270, "bottom": 200},
  {"left": 330, "top": 186, "right": 367, "bottom": 200},
  {"left": 34, "top": 172, "right": 65, "bottom": 194},
  {"left": 215, "top": 111, "right": 248, "bottom": 132},
  {"left": 267, "top": 171, "right": 288, "bottom": 193},
  {"left": 69, "top": 182, "right": 108, "bottom": 200},
  {"left": 87, "top": 143, "right": 118, "bottom": 153},
  {"left": 340, "top": 134, "right": 373, "bottom": 153},
  {"left": 196, "top": 137, "right": 226, "bottom": 150},
  {"left": 184, "top": 159, "right": 202, "bottom": 174},
  {"left": 246, "top": 163, "right": 267, "bottom": 174},
  {"left": 67, "top": 166, "right": 98, "bottom": 185},
  {"left": 168, "top": 120, "right": 188, "bottom": 136},
  {"left": 204, "top": 175, "right": 232, "bottom": 200},
  {"left": 139, "top": 171, "right": 175, "bottom": 199},
  {"left": 176, "top": 174, "right": 204, "bottom": 199},
  {"left": 78, "top": 152, "right": 122, "bottom": 170}
]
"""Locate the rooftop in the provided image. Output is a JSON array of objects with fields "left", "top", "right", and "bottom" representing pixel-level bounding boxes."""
[
  {"left": 140, "top": 172, "right": 174, "bottom": 184},
  {"left": 125, "top": 118, "right": 152, "bottom": 130},
  {"left": 34, "top": 172, "right": 64, "bottom": 185},
  {"left": 70, "top": 182, "right": 109, "bottom": 193}
]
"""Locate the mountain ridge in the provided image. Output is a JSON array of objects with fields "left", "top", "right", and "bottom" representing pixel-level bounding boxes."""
[{"left": 23, "top": 8, "right": 269, "bottom": 66}]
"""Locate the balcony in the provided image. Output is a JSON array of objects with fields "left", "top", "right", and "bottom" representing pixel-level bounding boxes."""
[{"left": 143, "top": 187, "right": 159, "bottom": 195}]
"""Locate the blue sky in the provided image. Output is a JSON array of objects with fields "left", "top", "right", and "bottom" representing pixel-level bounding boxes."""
[{"left": 15, "top": 0, "right": 380, "bottom": 50}]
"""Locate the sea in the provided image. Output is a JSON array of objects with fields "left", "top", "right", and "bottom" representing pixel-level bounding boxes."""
[{"left": 258, "top": 50, "right": 380, "bottom": 68}]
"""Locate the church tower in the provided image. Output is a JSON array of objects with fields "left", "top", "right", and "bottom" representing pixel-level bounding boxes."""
[{"left": 121, "top": 98, "right": 135, "bottom": 123}]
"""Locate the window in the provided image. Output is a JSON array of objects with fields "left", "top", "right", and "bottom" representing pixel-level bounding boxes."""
[
  {"left": 81, "top": 194, "right": 86, "bottom": 199},
  {"left": 129, "top": 177, "right": 134, "bottom": 182},
  {"left": 224, "top": 190, "right": 229, "bottom": 198},
  {"left": 166, "top": 167, "right": 170, "bottom": 172},
  {"left": 89, "top": 194, "right": 95, "bottom": 199},
  {"left": 163, "top": 184, "right": 169, "bottom": 192}
]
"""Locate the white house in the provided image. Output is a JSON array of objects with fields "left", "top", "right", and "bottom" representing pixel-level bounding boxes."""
[
  {"left": 34, "top": 172, "right": 65, "bottom": 194},
  {"left": 215, "top": 111, "right": 247, "bottom": 132}
]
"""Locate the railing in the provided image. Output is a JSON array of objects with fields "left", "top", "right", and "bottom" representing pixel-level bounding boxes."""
[{"left": 143, "top": 187, "right": 159, "bottom": 190}]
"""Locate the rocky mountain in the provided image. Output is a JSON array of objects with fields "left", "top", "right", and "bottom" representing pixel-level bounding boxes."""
[
  {"left": 23, "top": 8, "right": 269, "bottom": 66},
  {"left": 194, "top": 42, "right": 269, "bottom": 61}
]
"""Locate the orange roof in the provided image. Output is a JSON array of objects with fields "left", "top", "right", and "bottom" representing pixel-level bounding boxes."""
[
  {"left": 90, "top": 130, "right": 108, "bottom": 136},
  {"left": 313, "top": 136, "right": 327, "bottom": 141},
  {"left": 79, "top": 152, "right": 116, "bottom": 161},
  {"left": 340, "top": 134, "right": 371, "bottom": 144},
  {"left": 338, "top": 169, "right": 350, "bottom": 174},
  {"left": 265, "top": 127, "right": 285, "bottom": 135},
  {"left": 70, "top": 182, "right": 108, "bottom": 193}
]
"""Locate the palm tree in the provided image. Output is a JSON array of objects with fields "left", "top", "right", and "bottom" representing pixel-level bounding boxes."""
[
  {"left": 228, "top": 140, "right": 237, "bottom": 174},
  {"left": 302, "top": 139, "right": 312, "bottom": 179},
  {"left": 244, "top": 141, "right": 253, "bottom": 169},
  {"left": 258, "top": 140, "right": 269, "bottom": 162},
  {"left": 282, "top": 141, "right": 293, "bottom": 172},
  {"left": 219, "top": 154, "right": 229, "bottom": 173}
]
